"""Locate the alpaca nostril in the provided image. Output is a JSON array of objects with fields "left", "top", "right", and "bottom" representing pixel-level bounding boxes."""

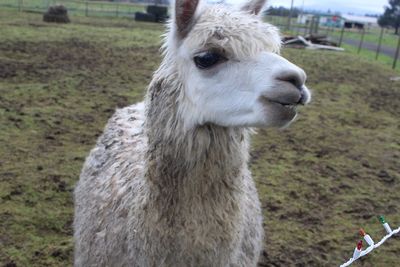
[
  {"left": 297, "top": 86, "right": 311, "bottom": 105},
  {"left": 298, "top": 89, "right": 306, "bottom": 104},
  {"left": 276, "top": 69, "right": 306, "bottom": 90}
]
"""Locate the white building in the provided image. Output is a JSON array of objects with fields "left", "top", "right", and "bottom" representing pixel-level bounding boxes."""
[
  {"left": 341, "top": 14, "right": 378, "bottom": 28},
  {"left": 297, "top": 13, "right": 379, "bottom": 29}
]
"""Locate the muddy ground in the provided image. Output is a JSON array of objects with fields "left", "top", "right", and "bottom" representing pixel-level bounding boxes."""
[{"left": 0, "top": 10, "right": 399, "bottom": 267}]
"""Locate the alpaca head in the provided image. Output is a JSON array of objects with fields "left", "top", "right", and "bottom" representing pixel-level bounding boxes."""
[{"left": 165, "top": 0, "right": 311, "bottom": 129}]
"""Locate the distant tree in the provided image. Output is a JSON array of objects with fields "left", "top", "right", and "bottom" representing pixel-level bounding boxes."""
[{"left": 378, "top": 0, "right": 400, "bottom": 34}]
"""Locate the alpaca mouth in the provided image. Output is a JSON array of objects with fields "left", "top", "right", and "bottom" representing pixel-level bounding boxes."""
[
  {"left": 274, "top": 101, "right": 298, "bottom": 109},
  {"left": 260, "top": 96, "right": 300, "bottom": 110},
  {"left": 259, "top": 96, "right": 298, "bottom": 125},
  {"left": 261, "top": 87, "right": 309, "bottom": 108}
]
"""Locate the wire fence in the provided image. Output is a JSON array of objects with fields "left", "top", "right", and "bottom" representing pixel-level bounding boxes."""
[
  {"left": 264, "top": 15, "right": 400, "bottom": 70},
  {"left": 0, "top": 0, "right": 162, "bottom": 18},
  {"left": 1, "top": 1, "right": 399, "bottom": 70}
]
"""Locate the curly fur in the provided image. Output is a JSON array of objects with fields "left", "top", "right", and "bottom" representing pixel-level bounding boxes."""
[{"left": 74, "top": 0, "right": 309, "bottom": 266}]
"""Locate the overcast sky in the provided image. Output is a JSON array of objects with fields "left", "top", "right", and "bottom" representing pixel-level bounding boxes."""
[{"left": 226, "top": 0, "right": 389, "bottom": 15}]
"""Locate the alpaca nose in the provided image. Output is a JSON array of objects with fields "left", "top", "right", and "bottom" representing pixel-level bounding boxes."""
[{"left": 276, "top": 68, "right": 306, "bottom": 90}]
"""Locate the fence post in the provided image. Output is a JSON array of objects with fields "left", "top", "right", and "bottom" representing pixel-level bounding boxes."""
[
  {"left": 85, "top": 1, "right": 88, "bottom": 16},
  {"left": 314, "top": 16, "right": 320, "bottom": 34},
  {"left": 286, "top": 0, "right": 294, "bottom": 31},
  {"left": 116, "top": 3, "right": 119, "bottom": 17},
  {"left": 358, "top": 28, "right": 365, "bottom": 54},
  {"left": 376, "top": 27, "right": 384, "bottom": 60},
  {"left": 309, "top": 17, "right": 314, "bottom": 35},
  {"left": 303, "top": 22, "right": 307, "bottom": 36},
  {"left": 338, "top": 24, "right": 345, "bottom": 46},
  {"left": 393, "top": 34, "right": 400, "bottom": 69}
]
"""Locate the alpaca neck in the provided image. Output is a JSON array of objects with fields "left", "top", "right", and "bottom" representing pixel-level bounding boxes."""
[
  {"left": 146, "top": 124, "right": 249, "bottom": 189},
  {"left": 145, "top": 124, "right": 250, "bottom": 225},
  {"left": 144, "top": 63, "right": 250, "bottom": 208}
]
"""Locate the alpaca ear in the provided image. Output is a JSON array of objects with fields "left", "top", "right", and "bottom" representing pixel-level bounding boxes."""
[
  {"left": 240, "top": 0, "right": 267, "bottom": 15},
  {"left": 174, "top": 0, "right": 200, "bottom": 38}
]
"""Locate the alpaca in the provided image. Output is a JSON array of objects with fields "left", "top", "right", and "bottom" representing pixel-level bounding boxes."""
[{"left": 73, "top": 0, "right": 311, "bottom": 266}]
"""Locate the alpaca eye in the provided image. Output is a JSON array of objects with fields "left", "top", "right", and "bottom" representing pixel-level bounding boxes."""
[{"left": 194, "top": 52, "right": 224, "bottom": 69}]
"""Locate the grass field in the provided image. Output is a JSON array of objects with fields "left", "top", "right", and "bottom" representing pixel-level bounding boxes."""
[
  {"left": 1, "top": 9, "right": 400, "bottom": 267},
  {"left": 340, "top": 43, "right": 395, "bottom": 68},
  {"left": 279, "top": 24, "right": 400, "bottom": 70},
  {"left": 265, "top": 15, "right": 400, "bottom": 50},
  {"left": 328, "top": 27, "right": 400, "bottom": 50},
  {"left": 0, "top": 0, "right": 146, "bottom": 17}
]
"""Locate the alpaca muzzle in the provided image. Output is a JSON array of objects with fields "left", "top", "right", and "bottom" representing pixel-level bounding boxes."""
[{"left": 258, "top": 52, "right": 311, "bottom": 108}]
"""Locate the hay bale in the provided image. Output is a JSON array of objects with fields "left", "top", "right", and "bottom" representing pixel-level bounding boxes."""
[
  {"left": 43, "top": 5, "right": 70, "bottom": 23},
  {"left": 146, "top": 5, "right": 168, "bottom": 17},
  {"left": 146, "top": 5, "right": 169, "bottom": 22},
  {"left": 135, "top": 12, "right": 157, "bottom": 23},
  {"left": 135, "top": 5, "right": 168, "bottom": 23}
]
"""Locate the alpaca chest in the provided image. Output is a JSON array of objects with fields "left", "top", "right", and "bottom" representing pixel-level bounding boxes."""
[{"left": 133, "top": 194, "right": 246, "bottom": 266}]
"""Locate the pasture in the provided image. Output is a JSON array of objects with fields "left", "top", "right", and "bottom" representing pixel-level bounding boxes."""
[
  {"left": 0, "top": 0, "right": 146, "bottom": 17},
  {"left": 0, "top": 9, "right": 399, "bottom": 266},
  {"left": 266, "top": 15, "right": 400, "bottom": 50}
]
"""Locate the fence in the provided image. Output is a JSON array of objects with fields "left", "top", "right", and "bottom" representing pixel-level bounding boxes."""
[
  {"left": 0, "top": 0, "right": 158, "bottom": 18},
  {"left": 1, "top": 1, "right": 399, "bottom": 70},
  {"left": 264, "top": 15, "right": 400, "bottom": 70}
]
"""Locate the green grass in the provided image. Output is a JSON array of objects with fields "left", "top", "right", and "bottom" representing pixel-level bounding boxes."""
[
  {"left": 1, "top": 9, "right": 400, "bottom": 267},
  {"left": 341, "top": 43, "right": 397, "bottom": 69},
  {"left": 0, "top": 9, "right": 163, "bottom": 266},
  {"left": 265, "top": 15, "right": 400, "bottom": 68},
  {"left": 265, "top": 15, "right": 400, "bottom": 50},
  {"left": 327, "top": 27, "right": 400, "bottom": 50},
  {"left": 0, "top": 0, "right": 147, "bottom": 17},
  {"left": 278, "top": 25, "right": 400, "bottom": 72}
]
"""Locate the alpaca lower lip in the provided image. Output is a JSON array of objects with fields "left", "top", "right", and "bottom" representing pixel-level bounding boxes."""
[
  {"left": 259, "top": 97, "right": 298, "bottom": 124},
  {"left": 260, "top": 96, "right": 299, "bottom": 108}
]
